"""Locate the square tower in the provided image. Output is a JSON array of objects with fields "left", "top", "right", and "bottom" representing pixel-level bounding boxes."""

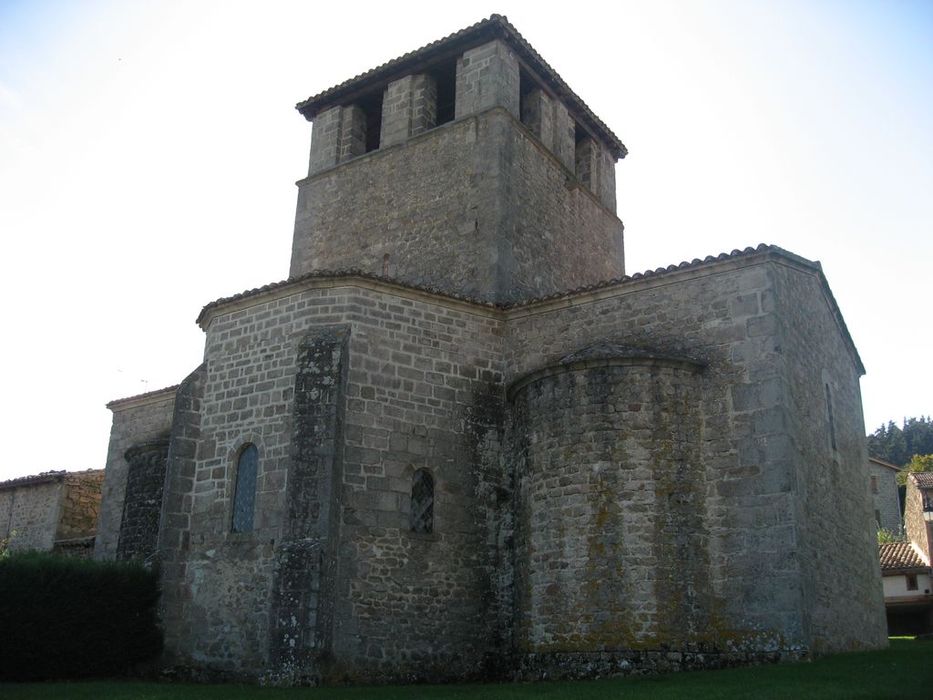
[{"left": 290, "top": 15, "right": 627, "bottom": 304}]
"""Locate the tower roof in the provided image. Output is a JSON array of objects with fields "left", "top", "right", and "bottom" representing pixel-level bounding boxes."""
[{"left": 296, "top": 14, "right": 627, "bottom": 159}]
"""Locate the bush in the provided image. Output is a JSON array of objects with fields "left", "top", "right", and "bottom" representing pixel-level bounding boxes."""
[{"left": 0, "top": 551, "right": 162, "bottom": 681}]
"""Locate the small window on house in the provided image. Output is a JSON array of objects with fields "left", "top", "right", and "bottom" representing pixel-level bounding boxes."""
[
  {"left": 232, "top": 443, "right": 258, "bottom": 533},
  {"left": 874, "top": 509, "right": 882, "bottom": 527},
  {"left": 871, "top": 475, "right": 879, "bottom": 494},
  {"left": 906, "top": 573, "right": 918, "bottom": 591},
  {"left": 410, "top": 468, "right": 434, "bottom": 534}
]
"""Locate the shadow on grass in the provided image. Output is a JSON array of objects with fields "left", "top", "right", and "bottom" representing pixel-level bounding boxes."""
[{"left": 2, "top": 639, "right": 932, "bottom": 700}]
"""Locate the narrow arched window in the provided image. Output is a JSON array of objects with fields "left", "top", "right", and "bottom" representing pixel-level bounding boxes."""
[
  {"left": 824, "top": 383, "right": 837, "bottom": 451},
  {"left": 232, "top": 444, "right": 258, "bottom": 533},
  {"left": 410, "top": 469, "right": 434, "bottom": 534}
]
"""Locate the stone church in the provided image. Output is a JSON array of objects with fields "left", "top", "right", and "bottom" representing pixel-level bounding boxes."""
[{"left": 95, "top": 15, "right": 887, "bottom": 684}]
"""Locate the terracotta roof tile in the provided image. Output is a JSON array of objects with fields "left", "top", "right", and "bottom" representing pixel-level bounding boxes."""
[
  {"left": 295, "top": 14, "right": 627, "bottom": 159},
  {"left": 0, "top": 470, "right": 67, "bottom": 491},
  {"left": 879, "top": 541, "right": 929, "bottom": 572},
  {"left": 912, "top": 472, "right": 933, "bottom": 489},
  {"left": 197, "top": 244, "right": 779, "bottom": 324},
  {"left": 106, "top": 384, "right": 179, "bottom": 410},
  {"left": 194, "top": 243, "right": 863, "bottom": 376}
]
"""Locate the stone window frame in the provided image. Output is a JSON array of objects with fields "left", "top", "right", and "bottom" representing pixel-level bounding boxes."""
[
  {"left": 820, "top": 370, "right": 840, "bottom": 460},
  {"left": 409, "top": 467, "right": 436, "bottom": 537},
  {"left": 228, "top": 436, "right": 263, "bottom": 535},
  {"left": 824, "top": 382, "right": 837, "bottom": 452}
]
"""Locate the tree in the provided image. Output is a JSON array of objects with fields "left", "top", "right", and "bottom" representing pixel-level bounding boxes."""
[
  {"left": 867, "top": 416, "right": 933, "bottom": 467},
  {"left": 897, "top": 453, "right": 933, "bottom": 486},
  {"left": 877, "top": 528, "right": 903, "bottom": 544}
]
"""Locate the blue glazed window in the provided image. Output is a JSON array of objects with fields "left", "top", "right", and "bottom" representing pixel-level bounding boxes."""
[{"left": 232, "top": 444, "right": 258, "bottom": 533}]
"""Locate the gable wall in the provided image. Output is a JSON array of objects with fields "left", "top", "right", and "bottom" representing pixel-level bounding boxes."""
[
  {"left": 905, "top": 480, "right": 933, "bottom": 562},
  {"left": 771, "top": 263, "right": 888, "bottom": 652},
  {"left": 0, "top": 480, "right": 63, "bottom": 551},
  {"left": 57, "top": 470, "right": 105, "bottom": 541},
  {"left": 869, "top": 461, "right": 901, "bottom": 533},
  {"left": 95, "top": 395, "right": 175, "bottom": 561}
]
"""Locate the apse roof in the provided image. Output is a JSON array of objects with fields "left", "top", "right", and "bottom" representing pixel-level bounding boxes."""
[{"left": 194, "top": 244, "right": 864, "bottom": 377}]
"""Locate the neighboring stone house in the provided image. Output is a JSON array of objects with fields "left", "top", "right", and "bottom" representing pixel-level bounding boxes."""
[
  {"left": 869, "top": 456, "right": 902, "bottom": 532},
  {"left": 95, "top": 15, "right": 887, "bottom": 684},
  {"left": 878, "top": 541, "right": 932, "bottom": 635},
  {"left": 0, "top": 469, "right": 105, "bottom": 556},
  {"left": 878, "top": 471, "right": 933, "bottom": 635},
  {"left": 904, "top": 473, "right": 933, "bottom": 576}
]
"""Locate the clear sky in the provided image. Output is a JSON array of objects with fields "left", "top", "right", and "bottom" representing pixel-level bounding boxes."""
[{"left": 0, "top": 0, "right": 930, "bottom": 481}]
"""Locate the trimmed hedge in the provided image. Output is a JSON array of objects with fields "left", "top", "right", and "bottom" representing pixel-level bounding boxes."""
[{"left": 0, "top": 551, "right": 162, "bottom": 681}]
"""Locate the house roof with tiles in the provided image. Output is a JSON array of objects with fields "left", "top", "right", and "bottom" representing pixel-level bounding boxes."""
[
  {"left": 106, "top": 385, "right": 179, "bottom": 410},
  {"left": 0, "top": 470, "right": 67, "bottom": 491},
  {"left": 911, "top": 472, "right": 933, "bottom": 489},
  {"left": 879, "top": 541, "right": 930, "bottom": 573},
  {"left": 295, "top": 14, "right": 627, "bottom": 159}
]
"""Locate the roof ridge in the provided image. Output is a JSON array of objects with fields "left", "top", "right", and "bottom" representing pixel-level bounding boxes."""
[
  {"left": 0, "top": 470, "right": 68, "bottom": 490},
  {"left": 196, "top": 244, "right": 788, "bottom": 325},
  {"left": 106, "top": 384, "right": 180, "bottom": 410}
]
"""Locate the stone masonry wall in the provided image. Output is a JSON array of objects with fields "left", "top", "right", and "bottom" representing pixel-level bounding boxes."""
[
  {"left": 173, "top": 283, "right": 505, "bottom": 682},
  {"left": 905, "top": 479, "right": 932, "bottom": 562},
  {"left": 511, "top": 359, "right": 709, "bottom": 654},
  {"left": 291, "top": 116, "right": 495, "bottom": 295},
  {"left": 771, "top": 262, "right": 888, "bottom": 652},
  {"left": 158, "top": 365, "right": 207, "bottom": 667},
  {"left": 0, "top": 479, "right": 63, "bottom": 551},
  {"left": 521, "top": 88, "right": 575, "bottom": 172},
  {"left": 503, "top": 258, "right": 808, "bottom": 662},
  {"left": 501, "top": 116, "right": 623, "bottom": 300},
  {"left": 291, "top": 109, "right": 622, "bottom": 305},
  {"left": 327, "top": 290, "right": 504, "bottom": 683},
  {"left": 308, "top": 105, "right": 367, "bottom": 175},
  {"left": 96, "top": 391, "right": 176, "bottom": 560},
  {"left": 381, "top": 74, "right": 437, "bottom": 148},
  {"left": 575, "top": 138, "right": 617, "bottom": 212},
  {"left": 455, "top": 40, "right": 519, "bottom": 121},
  {"left": 159, "top": 253, "right": 882, "bottom": 682},
  {"left": 268, "top": 326, "right": 349, "bottom": 682},
  {"left": 57, "top": 470, "right": 105, "bottom": 541},
  {"left": 117, "top": 439, "right": 170, "bottom": 561},
  {"left": 869, "top": 460, "right": 901, "bottom": 533}
]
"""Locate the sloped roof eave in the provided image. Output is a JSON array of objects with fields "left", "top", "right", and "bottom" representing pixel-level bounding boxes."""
[{"left": 195, "top": 243, "right": 864, "bottom": 382}]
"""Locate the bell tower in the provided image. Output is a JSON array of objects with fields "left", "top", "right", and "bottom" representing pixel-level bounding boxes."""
[{"left": 290, "top": 15, "right": 627, "bottom": 304}]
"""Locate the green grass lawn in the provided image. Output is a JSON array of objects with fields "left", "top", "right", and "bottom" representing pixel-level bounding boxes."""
[{"left": 3, "top": 639, "right": 931, "bottom": 699}]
